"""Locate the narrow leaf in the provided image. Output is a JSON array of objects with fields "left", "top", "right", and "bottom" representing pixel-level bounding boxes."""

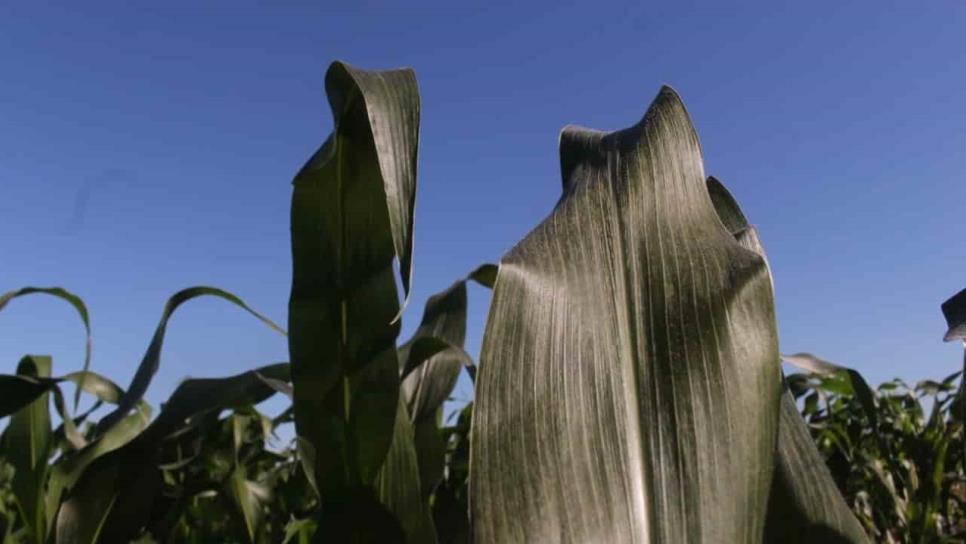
[
  {"left": 0, "top": 287, "right": 92, "bottom": 409},
  {"left": 97, "top": 286, "right": 284, "bottom": 434},
  {"left": 781, "top": 352, "right": 878, "bottom": 429},
  {"left": 1, "top": 355, "right": 53, "bottom": 542},
  {"left": 374, "top": 396, "right": 436, "bottom": 543}
]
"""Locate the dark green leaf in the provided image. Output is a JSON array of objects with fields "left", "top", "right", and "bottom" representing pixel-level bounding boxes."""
[
  {"left": 1, "top": 355, "right": 53, "bottom": 542},
  {"left": 0, "top": 374, "right": 54, "bottom": 419},
  {"left": 708, "top": 176, "right": 869, "bottom": 542},
  {"left": 763, "top": 390, "right": 870, "bottom": 543},
  {"left": 146, "top": 363, "right": 289, "bottom": 441},
  {"left": 288, "top": 61, "right": 418, "bottom": 499},
  {"left": 781, "top": 353, "right": 878, "bottom": 429},
  {"left": 941, "top": 288, "right": 966, "bottom": 342},
  {"left": 374, "top": 396, "right": 436, "bottom": 543}
]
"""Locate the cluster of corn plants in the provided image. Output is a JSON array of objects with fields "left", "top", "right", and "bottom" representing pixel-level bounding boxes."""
[{"left": 2, "top": 60, "right": 964, "bottom": 542}]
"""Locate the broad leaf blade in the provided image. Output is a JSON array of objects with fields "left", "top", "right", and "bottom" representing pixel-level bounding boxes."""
[
  {"left": 471, "top": 88, "right": 781, "bottom": 542},
  {"left": 763, "top": 390, "right": 870, "bottom": 543},
  {"left": 288, "top": 61, "right": 419, "bottom": 500},
  {"left": 709, "top": 176, "right": 867, "bottom": 542}
]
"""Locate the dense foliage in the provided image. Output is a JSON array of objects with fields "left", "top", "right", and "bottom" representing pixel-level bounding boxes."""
[
  {"left": 1, "top": 60, "right": 963, "bottom": 542},
  {"left": 788, "top": 367, "right": 965, "bottom": 542}
]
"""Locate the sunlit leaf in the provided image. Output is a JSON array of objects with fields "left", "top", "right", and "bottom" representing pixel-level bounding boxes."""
[
  {"left": 708, "top": 176, "right": 867, "bottom": 542},
  {"left": 471, "top": 87, "right": 781, "bottom": 542}
]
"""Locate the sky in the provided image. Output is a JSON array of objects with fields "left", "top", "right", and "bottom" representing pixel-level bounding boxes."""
[{"left": 1, "top": 2, "right": 963, "bottom": 416}]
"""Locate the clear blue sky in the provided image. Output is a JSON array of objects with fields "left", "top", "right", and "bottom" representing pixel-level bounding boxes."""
[{"left": 1, "top": 2, "right": 963, "bottom": 413}]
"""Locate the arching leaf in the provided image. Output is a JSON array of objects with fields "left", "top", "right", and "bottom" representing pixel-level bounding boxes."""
[
  {"left": 0, "top": 287, "right": 92, "bottom": 409},
  {"left": 97, "top": 286, "right": 284, "bottom": 434}
]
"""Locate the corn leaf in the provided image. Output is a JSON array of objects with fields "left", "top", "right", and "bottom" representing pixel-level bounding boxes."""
[
  {"left": 1, "top": 356, "right": 53, "bottom": 542},
  {"left": 0, "top": 288, "right": 92, "bottom": 409},
  {"left": 0, "top": 375, "right": 54, "bottom": 419},
  {"left": 398, "top": 267, "right": 493, "bottom": 501},
  {"left": 97, "top": 286, "right": 284, "bottom": 434},
  {"left": 781, "top": 353, "right": 878, "bottom": 430},
  {"left": 707, "top": 177, "right": 867, "bottom": 542},
  {"left": 764, "top": 390, "right": 870, "bottom": 543},
  {"left": 470, "top": 87, "right": 781, "bottom": 542},
  {"left": 288, "top": 60, "right": 419, "bottom": 503},
  {"left": 54, "top": 363, "right": 288, "bottom": 542},
  {"left": 941, "top": 288, "right": 966, "bottom": 343},
  {"left": 374, "top": 396, "right": 436, "bottom": 543}
]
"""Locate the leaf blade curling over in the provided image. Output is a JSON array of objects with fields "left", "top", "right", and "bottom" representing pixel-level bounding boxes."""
[
  {"left": 708, "top": 176, "right": 868, "bottom": 543},
  {"left": 287, "top": 60, "right": 420, "bottom": 509},
  {"left": 471, "top": 87, "right": 781, "bottom": 543}
]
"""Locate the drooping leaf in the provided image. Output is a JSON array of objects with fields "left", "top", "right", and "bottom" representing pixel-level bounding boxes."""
[
  {"left": 941, "top": 288, "right": 966, "bottom": 343},
  {"left": 708, "top": 176, "right": 867, "bottom": 542},
  {"left": 471, "top": 87, "right": 781, "bottom": 542},
  {"left": 467, "top": 263, "right": 498, "bottom": 289},
  {"left": 0, "top": 374, "right": 54, "bottom": 418},
  {"left": 227, "top": 465, "right": 270, "bottom": 543},
  {"left": 0, "top": 287, "right": 92, "bottom": 409},
  {"left": 398, "top": 269, "right": 492, "bottom": 501},
  {"left": 54, "top": 364, "right": 288, "bottom": 541},
  {"left": 1, "top": 355, "right": 53, "bottom": 542},
  {"left": 288, "top": 61, "right": 419, "bottom": 501},
  {"left": 55, "top": 438, "right": 161, "bottom": 544},
  {"left": 59, "top": 371, "right": 125, "bottom": 405},
  {"left": 146, "top": 362, "right": 289, "bottom": 441},
  {"left": 0, "top": 370, "right": 123, "bottom": 420},
  {"left": 401, "top": 280, "right": 468, "bottom": 422},
  {"left": 781, "top": 353, "right": 878, "bottom": 429},
  {"left": 763, "top": 389, "right": 870, "bottom": 543},
  {"left": 97, "top": 286, "right": 284, "bottom": 434},
  {"left": 46, "top": 402, "right": 152, "bottom": 532}
]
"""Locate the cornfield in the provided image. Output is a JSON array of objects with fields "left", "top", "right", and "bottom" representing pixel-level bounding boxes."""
[{"left": 1, "top": 61, "right": 964, "bottom": 543}]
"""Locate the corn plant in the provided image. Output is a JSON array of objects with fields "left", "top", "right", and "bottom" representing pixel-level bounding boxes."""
[{"left": 3, "top": 59, "right": 958, "bottom": 542}]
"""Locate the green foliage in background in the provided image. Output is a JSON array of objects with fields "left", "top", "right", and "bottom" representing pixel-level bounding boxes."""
[
  {"left": 787, "top": 363, "right": 965, "bottom": 542},
  {"left": 1, "top": 60, "right": 963, "bottom": 543}
]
